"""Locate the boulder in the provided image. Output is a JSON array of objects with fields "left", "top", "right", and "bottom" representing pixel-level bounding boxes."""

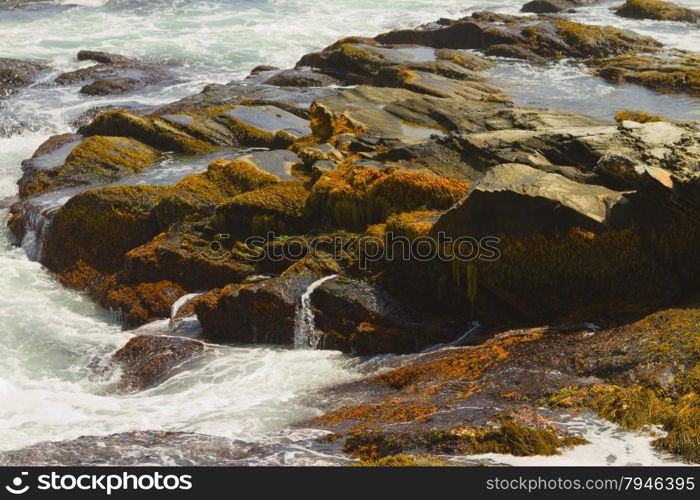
[
  {"left": 18, "top": 133, "right": 83, "bottom": 197},
  {"left": 0, "top": 57, "right": 49, "bottom": 97},
  {"left": 77, "top": 50, "right": 132, "bottom": 65},
  {"left": 19, "top": 136, "right": 161, "bottom": 197},
  {"left": 42, "top": 185, "right": 165, "bottom": 273},
  {"left": 434, "top": 163, "right": 627, "bottom": 239},
  {"left": 214, "top": 181, "right": 311, "bottom": 239},
  {"left": 123, "top": 223, "right": 255, "bottom": 291},
  {"left": 39, "top": 155, "right": 285, "bottom": 275},
  {"left": 591, "top": 53, "right": 700, "bottom": 95},
  {"left": 308, "top": 162, "right": 469, "bottom": 228},
  {"left": 312, "top": 277, "right": 460, "bottom": 354},
  {"left": 195, "top": 258, "right": 340, "bottom": 344},
  {"left": 113, "top": 335, "right": 204, "bottom": 391},
  {"left": 101, "top": 280, "right": 187, "bottom": 328},
  {"left": 374, "top": 12, "right": 660, "bottom": 60},
  {"left": 153, "top": 79, "right": 337, "bottom": 118},
  {"left": 297, "top": 42, "right": 498, "bottom": 98},
  {"left": 616, "top": 0, "right": 700, "bottom": 23},
  {"left": 55, "top": 50, "right": 171, "bottom": 96},
  {"left": 79, "top": 109, "right": 217, "bottom": 154},
  {"left": 264, "top": 69, "right": 340, "bottom": 87},
  {"left": 426, "top": 159, "right": 700, "bottom": 321}
]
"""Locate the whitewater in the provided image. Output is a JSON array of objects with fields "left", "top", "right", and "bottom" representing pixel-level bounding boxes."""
[{"left": 0, "top": 0, "right": 697, "bottom": 465}]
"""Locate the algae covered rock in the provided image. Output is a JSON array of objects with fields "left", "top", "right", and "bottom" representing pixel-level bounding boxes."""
[
  {"left": 195, "top": 257, "right": 340, "bottom": 344},
  {"left": 101, "top": 280, "right": 187, "bottom": 327},
  {"left": 79, "top": 109, "right": 217, "bottom": 154},
  {"left": 375, "top": 12, "right": 660, "bottom": 60},
  {"left": 42, "top": 185, "right": 165, "bottom": 273},
  {"left": 124, "top": 223, "right": 255, "bottom": 291},
  {"left": 592, "top": 53, "right": 700, "bottom": 95},
  {"left": 214, "top": 181, "right": 311, "bottom": 239},
  {"left": 616, "top": 0, "right": 700, "bottom": 23},
  {"left": 297, "top": 41, "right": 499, "bottom": 100}
]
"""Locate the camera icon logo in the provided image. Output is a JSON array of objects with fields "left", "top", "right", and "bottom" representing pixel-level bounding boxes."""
[{"left": 5, "top": 472, "right": 29, "bottom": 495}]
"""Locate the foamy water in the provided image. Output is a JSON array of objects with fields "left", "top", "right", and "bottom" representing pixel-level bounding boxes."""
[{"left": 0, "top": 0, "right": 697, "bottom": 464}]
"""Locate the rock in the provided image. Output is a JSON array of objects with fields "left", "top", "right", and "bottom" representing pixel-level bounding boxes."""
[
  {"left": 307, "top": 162, "right": 469, "bottom": 228},
  {"left": 123, "top": 223, "right": 255, "bottom": 291},
  {"left": 296, "top": 143, "right": 344, "bottom": 168},
  {"left": 434, "top": 163, "right": 628, "bottom": 239},
  {"left": 425, "top": 160, "right": 700, "bottom": 320},
  {"left": 79, "top": 109, "right": 217, "bottom": 154},
  {"left": 312, "top": 277, "right": 460, "bottom": 355},
  {"left": 77, "top": 49, "right": 132, "bottom": 65},
  {"left": 195, "top": 257, "right": 340, "bottom": 344},
  {"left": 101, "top": 280, "right": 187, "bottom": 328},
  {"left": 591, "top": 53, "right": 700, "bottom": 95},
  {"left": 264, "top": 69, "right": 340, "bottom": 87},
  {"left": 153, "top": 79, "right": 337, "bottom": 119},
  {"left": 42, "top": 185, "right": 164, "bottom": 273},
  {"left": 0, "top": 430, "right": 249, "bottom": 466},
  {"left": 305, "top": 302, "right": 700, "bottom": 464},
  {"left": 68, "top": 104, "right": 153, "bottom": 130},
  {"left": 40, "top": 155, "right": 285, "bottom": 274},
  {"left": 54, "top": 50, "right": 170, "bottom": 96},
  {"left": 81, "top": 77, "right": 142, "bottom": 96},
  {"left": 310, "top": 86, "right": 453, "bottom": 144},
  {"left": 522, "top": 0, "right": 602, "bottom": 14},
  {"left": 374, "top": 12, "right": 660, "bottom": 60},
  {"left": 214, "top": 181, "right": 311, "bottom": 239},
  {"left": 19, "top": 135, "right": 161, "bottom": 197},
  {"left": 250, "top": 64, "right": 279, "bottom": 75},
  {"left": 297, "top": 42, "right": 500, "bottom": 100},
  {"left": 231, "top": 149, "right": 301, "bottom": 181},
  {"left": 113, "top": 335, "right": 204, "bottom": 391},
  {"left": 18, "top": 133, "right": 82, "bottom": 197},
  {"left": 0, "top": 57, "right": 49, "bottom": 97},
  {"left": 616, "top": 0, "right": 700, "bottom": 23}
]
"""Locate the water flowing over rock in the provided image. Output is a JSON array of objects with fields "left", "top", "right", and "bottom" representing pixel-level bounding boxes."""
[{"left": 294, "top": 274, "right": 337, "bottom": 349}]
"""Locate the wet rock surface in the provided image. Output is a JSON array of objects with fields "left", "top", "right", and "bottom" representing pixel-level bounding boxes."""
[
  {"left": 0, "top": 57, "right": 50, "bottom": 98},
  {"left": 55, "top": 50, "right": 174, "bottom": 96},
  {"left": 113, "top": 335, "right": 205, "bottom": 392}
]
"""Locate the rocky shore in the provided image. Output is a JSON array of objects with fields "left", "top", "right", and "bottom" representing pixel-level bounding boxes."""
[{"left": 4, "top": 3, "right": 700, "bottom": 465}]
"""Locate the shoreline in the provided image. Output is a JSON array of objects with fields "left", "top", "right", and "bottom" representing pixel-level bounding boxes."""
[{"left": 1, "top": 0, "right": 700, "bottom": 466}]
